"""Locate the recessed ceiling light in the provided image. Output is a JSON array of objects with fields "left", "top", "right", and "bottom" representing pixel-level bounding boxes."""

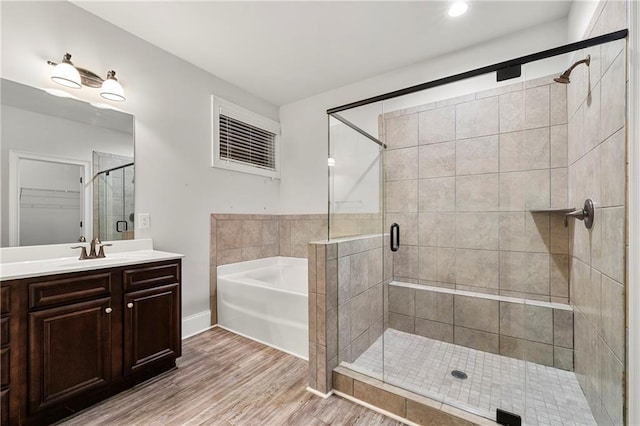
[{"left": 448, "top": 2, "right": 469, "bottom": 17}]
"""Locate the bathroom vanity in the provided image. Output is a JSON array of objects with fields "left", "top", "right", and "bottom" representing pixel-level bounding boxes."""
[{"left": 0, "top": 241, "right": 182, "bottom": 425}]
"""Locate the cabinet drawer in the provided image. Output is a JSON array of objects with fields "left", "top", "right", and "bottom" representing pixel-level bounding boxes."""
[
  {"left": 123, "top": 262, "right": 179, "bottom": 292},
  {"left": 1, "top": 347, "right": 8, "bottom": 387},
  {"left": 29, "top": 273, "right": 111, "bottom": 310},
  {"left": 1, "top": 286, "right": 9, "bottom": 314},
  {"left": 0, "top": 317, "right": 8, "bottom": 347}
]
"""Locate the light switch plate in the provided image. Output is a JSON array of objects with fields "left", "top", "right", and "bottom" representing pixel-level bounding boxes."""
[{"left": 138, "top": 213, "right": 150, "bottom": 229}]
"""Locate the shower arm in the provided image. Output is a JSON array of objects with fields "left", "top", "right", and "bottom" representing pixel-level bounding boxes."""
[{"left": 562, "top": 55, "right": 591, "bottom": 76}]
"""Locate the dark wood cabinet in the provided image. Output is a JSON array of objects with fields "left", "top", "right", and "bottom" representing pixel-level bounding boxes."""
[
  {"left": 28, "top": 297, "right": 112, "bottom": 414},
  {"left": 0, "top": 259, "right": 181, "bottom": 425},
  {"left": 124, "top": 283, "right": 180, "bottom": 375}
]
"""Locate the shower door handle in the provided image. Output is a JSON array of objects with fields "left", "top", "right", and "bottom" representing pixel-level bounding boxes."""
[
  {"left": 390, "top": 223, "right": 400, "bottom": 252},
  {"left": 116, "top": 220, "right": 128, "bottom": 232}
]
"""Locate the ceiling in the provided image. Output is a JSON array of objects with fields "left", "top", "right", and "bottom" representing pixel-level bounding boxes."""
[{"left": 73, "top": 1, "right": 573, "bottom": 106}]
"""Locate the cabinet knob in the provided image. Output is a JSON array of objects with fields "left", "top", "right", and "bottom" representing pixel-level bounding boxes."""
[
  {"left": 105, "top": 307, "right": 113, "bottom": 314},
  {"left": 127, "top": 303, "right": 134, "bottom": 309}
]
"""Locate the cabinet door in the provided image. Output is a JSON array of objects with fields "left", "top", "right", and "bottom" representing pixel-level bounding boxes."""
[
  {"left": 28, "top": 297, "right": 111, "bottom": 413},
  {"left": 123, "top": 284, "right": 180, "bottom": 375}
]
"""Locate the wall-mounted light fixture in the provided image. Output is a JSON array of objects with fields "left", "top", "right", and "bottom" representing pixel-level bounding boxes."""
[{"left": 47, "top": 53, "right": 126, "bottom": 102}]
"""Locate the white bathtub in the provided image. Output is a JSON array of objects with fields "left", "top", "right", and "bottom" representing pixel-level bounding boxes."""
[{"left": 217, "top": 256, "right": 308, "bottom": 359}]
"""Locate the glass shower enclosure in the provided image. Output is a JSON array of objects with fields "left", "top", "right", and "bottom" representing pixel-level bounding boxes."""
[
  {"left": 94, "top": 161, "right": 135, "bottom": 242},
  {"left": 328, "top": 32, "right": 627, "bottom": 426}
]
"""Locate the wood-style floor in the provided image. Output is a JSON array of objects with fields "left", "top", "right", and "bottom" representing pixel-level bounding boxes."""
[{"left": 59, "top": 327, "right": 402, "bottom": 425}]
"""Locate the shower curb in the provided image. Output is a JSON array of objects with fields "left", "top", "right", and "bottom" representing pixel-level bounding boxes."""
[{"left": 332, "top": 366, "right": 497, "bottom": 426}]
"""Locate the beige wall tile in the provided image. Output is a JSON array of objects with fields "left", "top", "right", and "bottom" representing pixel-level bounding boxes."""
[
  {"left": 600, "top": 275, "right": 624, "bottom": 361},
  {"left": 456, "top": 213, "right": 499, "bottom": 250},
  {"left": 420, "top": 213, "right": 456, "bottom": 247},
  {"left": 308, "top": 244, "right": 317, "bottom": 293},
  {"left": 600, "top": 342, "right": 624, "bottom": 426},
  {"left": 419, "top": 141, "right": 456, "bottom": 178},
  {"left": 385, "top": 113, "right": 418, "bottom": 149},
  {"left": 350, "top": 251, "right": 369, "bottom": 297},
  {"left": 418, "top": 246, "right": 437, "bottom": 282},
  {"left": 550, "top": 83, "right": 568, "bottom": 125},
  {"left": 241, "top": 219, "right": 263, "bottom": 247},
  {"left": 332, "top": 372, "right": 353, "bottom": 396},
  {"left": 326, "top": 259, "right": 338, "bottom": 310},
  {"left": 217, "top": 248, "right": 242, "bottom": 265},
  {"left": 406, "top": 399, "right": 474, "bottom": 426},
  {"left": 217, "top": 220, "right": 243, "bottom": 250},
  {"left": 418, "top": 105, "right": 455, "bottom": 144},
  {"left": 500, "top": 302, "right": 553, "bottom": 344},
  {"left": 499, "top": 212, "right": 526, "bottom": 251},
  {"left": 351, "top": 329, "right": 371, "bottom": 361},
  {"left": 393, "top": 245, "right": 418, "bottom": 281},
  {"left": 350, "top": 291, "right": 371, "bottom": 339},
  {"left": 499, "top": 91, "right": 524, "bottom": 133},
  {"left": 601, "top": 39, "right": 624, "bottom": 77},
  {"left": 550, "top": 168, "right": 568, "bottom": 209},
  {"left": 454, "top": 295, "right": 499, "bottom": 333},
  {"left": 415, "top": 290, "right": 453, "bottom": 324},
  {"left": 456, "top": 135, "right": 499, "bottom": 175},
  {"left": 525, "top": 213, "right": 550, "bottom": 253},
  {"left": 499, "top": 129, "right": 550, "bottom": 172},
  {"left": 550, "top": 254, "right": 570, "bottom": 298},
  {"left": 554, "top": 309, "right": 574, "bottom": 349},
  {"left": 599, "top": 207, "right": 625, "bottom": 282},
  {"left": 337, "top": 255, "right": 351, "bottom": 303},
  {"left": 367, "top": 248, "right": 383, "bottom": 287},
  {"left": 525, "top": 85, "right": 550, "bottom": 129},
  {"left": 454, "top": 326, "right": 499, "bottom": 354},
  {"left": 456, "top": 174, "right": 500, "bottom": 212},
  {"left": 585, "top": 82, "right": 603, "bottom": 153},
  {"left": 327, "top": 308, "right": 338, "bottom": 360},
  {"left": 389, "top": 312, "right": 415, "bottom": 333},
  {"left": 262, "top": 220, "right": 279, "bottom": 245},
  {"left": 600, "top": 48, "right": 625, "bottom": 142},
  {"left": 388, "top": 285, "right": 415, "bottom": 316},
  {"left": 499, "top": 335, "right": 554, "bottom": 367},
  {"left": 415, "top": 318, "right": 454, "bottom": 343},
  {"left": 385, "top": 146, "right": 419, "bottom": 181},
  {"left": 599, "top": 129, "right": 625, "bottom": 208},
  {"left": 387, "top": 179, "right": 418, "bottom": 213},
  {"left": 524, "top": 170, "right": 551, "bottom": 210},
  {"left": 455, "top": 249, "right": 499, "bottom": 288},
  {"left": 550, "top": 124, "right": 568, "bottom": 168},
  {"left": 550, "top": 215, "right": 569, "bottom": 254},
  {"left": 456, "top": 97, "right": 499, "bottom": 139},
  {"left": 554, "top": 346, "right": 574, "bottom": 371},
  {"left": 418, "top": 177, "right": 455, "bottom": 212},
  {"left": 436, "top": 248, "right": 456, "bottom": 284},
  {"left": 338, "top": 300, "right": 350, "bottom": 351},
  {"left": 499, "top": 252, "right": 550, "bottom": 295},
  {"left": 567, "top": 104, "right": 584, "bottom": 166},
  {"left": 499, "top": 171, "right": 525, "bottom": 211},
  {"left": 279, "top": 220, "right": 291, "bottom": 256}
]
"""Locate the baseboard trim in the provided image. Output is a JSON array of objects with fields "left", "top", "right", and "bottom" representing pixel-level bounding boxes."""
[
  {"left": 181, "top": 310, "right": 213, "bottom": 339},
  {"left": 305, "top": 387, "right": 332, "bottom": 399}
]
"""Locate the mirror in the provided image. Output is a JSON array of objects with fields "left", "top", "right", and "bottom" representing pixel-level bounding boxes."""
[{"left": 1, "top": 78, "right": 135, "bottom": 247}]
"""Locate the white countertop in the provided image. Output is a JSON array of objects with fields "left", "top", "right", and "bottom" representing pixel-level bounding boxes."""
[{"left": 0, "top": 239, "right": 183, "bottom": 281}]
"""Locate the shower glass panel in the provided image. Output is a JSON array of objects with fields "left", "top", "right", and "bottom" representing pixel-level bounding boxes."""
[
  {"left": 328, "top": 33, "right": 627, "bottom": 426},
  {"left": 328, "top": 101, "right": 387, "bottom": 384},
  {"left": 95, "top": 162, "right": 134, "bottom": 241}
]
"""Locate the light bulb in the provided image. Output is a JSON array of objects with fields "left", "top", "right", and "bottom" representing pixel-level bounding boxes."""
[
  {"left": 100, "top": 70, "right": 126, "bottom": 102},
  {"left": 51, "top": 55, "right": 81, "bottom": 89},
  {"left": 448, "top": 2, "right": 468, "bottom": 17},
  {"left": 328, "top": 157, "right": 336, "bottom": 167}
]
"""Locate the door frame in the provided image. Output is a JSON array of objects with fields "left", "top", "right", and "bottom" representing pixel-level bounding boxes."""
[{"left": 9, "top": 150, "right": 92, "bottom": 246}]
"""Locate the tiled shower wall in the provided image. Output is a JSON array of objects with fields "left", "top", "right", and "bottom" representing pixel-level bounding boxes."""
[
  {"left": 382, "top": 77, "right": 570, "bottom": 303},
  {"left": 308, "top": 235, "right": 389, "bottom": 394},
  {"left": 567, "top": 1, "right": 627, "bottom": 424},
  {"left": 380, "top": 72, "right": 576, "bottom": 366}
]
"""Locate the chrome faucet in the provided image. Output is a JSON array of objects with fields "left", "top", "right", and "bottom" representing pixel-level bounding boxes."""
[{"left": 71, "top": 237, "right": 111, "bottom": 260}]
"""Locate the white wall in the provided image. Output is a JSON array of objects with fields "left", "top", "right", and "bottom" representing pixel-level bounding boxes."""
[
  {"left": 279, "top": 18, "right": 569, "bottom": 214},
  {"left": 0, "top": 1, "right": 280, "bottom": 330}
]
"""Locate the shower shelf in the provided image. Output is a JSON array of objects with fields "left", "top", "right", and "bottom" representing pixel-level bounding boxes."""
[{"left": 529, "top": 208, "right": 574, "bottom": 213}]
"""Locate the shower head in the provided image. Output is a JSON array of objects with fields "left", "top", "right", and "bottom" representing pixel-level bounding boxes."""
[{"left": 554, "top": 55, "right": 591, "bottom": 84}]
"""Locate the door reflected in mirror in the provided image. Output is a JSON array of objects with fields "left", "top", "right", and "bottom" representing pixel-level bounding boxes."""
[{"left": 1, "top": 78, "right": 135, "bottom": 247}]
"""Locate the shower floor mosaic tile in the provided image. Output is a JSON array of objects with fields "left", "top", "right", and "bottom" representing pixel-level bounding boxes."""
[{"left": 343, "top": 329, "right": 596, "bottom": 426}]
